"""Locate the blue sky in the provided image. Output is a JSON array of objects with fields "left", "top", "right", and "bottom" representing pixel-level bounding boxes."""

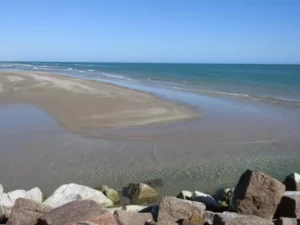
[{"left": 0, "top": 0, "right": 299, "bottom": 64}]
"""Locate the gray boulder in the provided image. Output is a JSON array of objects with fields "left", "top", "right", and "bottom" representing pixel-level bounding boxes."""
[
  {"left": 75, "top": 212, "right": 118, "bottom": 225},
  {"left": 6, "top": 198, "right": 51, "bottom": 225},
  {"left": 275, "top": 192, "right": 300, "bottom": 218},
  {"left": 127, "top": 183, "right": 158, "bottom": 204},
  {"left": 231, "top": 170, "right": 285, "bottom": 219},
  {"left": 213, "top": 212, "right": 274, "bottom": 225},
  {"left": 43, "top": 183, "right": 113, "bottom": 208},
  {"left": 157, "top": 196, "right": 205, "bottom": 224},
  {"left": 283, "top": 173, "right": 300, "bottom": 191}
]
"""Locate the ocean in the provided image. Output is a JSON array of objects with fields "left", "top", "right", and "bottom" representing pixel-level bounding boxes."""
[{"left": 1, "top": 62, "right": 300, "bottom": 196}]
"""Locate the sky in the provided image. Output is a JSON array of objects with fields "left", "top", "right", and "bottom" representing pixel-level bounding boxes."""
[{"left": 0, "top": 0, "right": 300, "bottom": 64}]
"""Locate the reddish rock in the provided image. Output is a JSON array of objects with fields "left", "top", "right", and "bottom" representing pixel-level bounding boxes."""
[
  {"left": 75, "top": 212, "right": 118, "bottom": 225},
  {"left": 39, "top": 200, "right": 106, "bottom": 225},
  {"left": 157, "top": 196, "right": 205, "bottom": 224},
  {"left": 231, "top": 170, "right": 285, "bottom": 219},
  {"left": 213, "top": 212, "right": 274, "bottom": 225},
  {"left": 6, "top": 198, "right": 51, "bottom": 225},
  {"left": 275, "top": 192, "right": 300, "bottom": 218},
  {"left": 114, "top": 210, "right": 153, "bottom": 225},
  {"left": 274, "top": 217, "right": 298, "bottom": 225}
]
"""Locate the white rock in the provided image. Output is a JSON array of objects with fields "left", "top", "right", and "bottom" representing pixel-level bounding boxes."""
[
  {"left": 43, "top": 183, "right": 113, "bottom": 208},
  {"left": 0, "top": 183, "right": 3, "bottom": 195},
  {"left": 176, "top": 190, "right": 193, "bottom": 199},
  {"left": 7, "top": 190, "right": 27, "bottom": 203},
  {"left": 124, "top": 205, "right": 148, "bottom": 213},
  {"left": 192, "top": 191, "right": 220, "bottom": 211},
  {"left": 26, "top": 187, "right": 43, "bottom": 203},
  {"left": 0, "top": 193, "right": 13, "bottom": 217}
]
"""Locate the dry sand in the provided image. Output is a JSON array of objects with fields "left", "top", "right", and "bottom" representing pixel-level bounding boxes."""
[{"left": 0, "top": 71, "right": 199, "bottom": 131}]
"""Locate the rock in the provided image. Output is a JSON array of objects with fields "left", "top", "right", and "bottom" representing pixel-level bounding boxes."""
[
  {"left": 0, "top": 184, "right": 3, "bottom": 195},
  {"left": 144, "top": 179, "right": 164, "bottom": 189},
  {"left": 231, "top": 170, "right": 285, "bottom": 219},
  {"left": 127, "top": 183, "right": 158, "bottom": 204},
  {"left": 177, "top": 190, "right": 193, "bottom": 200},
  {"left": 97, "top": 185, "right": 109, "bottom": 193},
  {"left": 218, "top": 188, "right": 234, "bottom": 210},
  {"left": 0, "top": 187, "right": 43, "bottom": 217},
  {"left": 105, "top": 188, "right": 120, "bottom": 204},
  {"left": 43, "top": 183, "right": 113, "bottom": 208},
  {"left": 275, "top": 192, "right": 300, "bottom": 218},
  {"left": 26, "top": 187, "right": 43, "bottom": 203},
  {"left": 6, "top": 198, "right": 51, "bottom": 225},
  {"left": 124, "top": 205, "right": 148, "bottom": 213},
  {"left": 75, "top": 212, "right": 118, "bottom": 225},
  {"left": 181, "top": 213, "right": 204, "bottom": 225},
  {"left": 274, "top": 217, "right": 298, "bottom": 225},
  {"left": 283, "top": 173, "right": 300, "bottom": 191},
  {"left": 213, "top": 212, "right": 274, "bottom": 225},
  {"left": 106, "top": 207, "right": 123, "bottom": 214},
  {"left": 39, "top": 200, "right": 106, "bottom": 225},
  {"left": 192, "top": 191, "right": 221, "bottom": 211},
  {"left": 204, "top": 211, "right": 215, "bottom": 225},
  {"left": 157, "top": 196, "right": 205, "bottom": 224},
  {"left": 114, "top": 210, "right": 153, "bottom": 225}
]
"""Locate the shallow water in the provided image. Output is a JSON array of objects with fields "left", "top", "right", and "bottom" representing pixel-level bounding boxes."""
[
  {"left": 0, "top": 99, "right": 300, "bottom": 197},
  {"left": 1, "top": 62, "right": 300, "bottom": 196}
]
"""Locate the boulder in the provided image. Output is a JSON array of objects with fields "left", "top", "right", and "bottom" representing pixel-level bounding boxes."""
[
  {"left": 283, "top": 173, "right": 300, "bottom": 191},
  {"left": 274, "top": 217, "right": 298, "bottom": 225},
  {"left": 157, "top": 196, "right": 205, "bottom": 224},
  {"left": 0, "top": 187, "right": 43, "bottom": 217},
  {"left": 275, "top": 192, "right": 300, "bottom": 218},
  {"left": 26, "top": 187, "right": 43, "bottom": 203},
  {"left": 114, "top": 210, "right": 153, "bottom": 225},
  {"left": 192, "top": 191, "right": 221, "bottom": 211},
  {"left": 75, "top": 212, "right": 118, "bottom": 225},
  {"left": 127, "top": 183, "right": 158, "bottom": 204},
  {"left": 39, "top": 200, "right": 106, "bottom": 225},
  {"left": 231, "top": 170, "right": 285, "bottom": 219},
  {"left": 177, "top": 190, "right": 193, "bottom": 200},
  {"left": 181, "top": 213, "right": 204, "bottom": 225},
  {"left": 124, "top": 205, "right": 148, "bottom": 213},
  {"left": 43, "top": 183, "right": 113, "bottom": 208},
  {"left": 218, "top": 188, "right": 234, "bottom": 210},
  {"left": 6, "top": 198, "right": 51, "bottom": 225},
  {"left": 105, "top": 188, "right": 120, "bottom": 204},
  {"left": 97, "top": 185, "right": 109, "bottom": 193},
  {"left": 204, "top": 211, "right": 215, "bottom": 225},
  {"left": 213, "top": 212, "right": 274, "bottom": 225},
  {"left": 106, "top": 207, "right": 123, "bottom": 214}
]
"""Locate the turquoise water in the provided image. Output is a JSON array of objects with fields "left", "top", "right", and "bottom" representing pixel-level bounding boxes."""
[{"left": 1, "top": 62, "right": 300, "bottom": 107}]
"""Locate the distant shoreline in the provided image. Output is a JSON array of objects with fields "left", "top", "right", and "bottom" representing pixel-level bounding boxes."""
[{"left": 0, "top": 71, "right": 199, "bottom": 133}]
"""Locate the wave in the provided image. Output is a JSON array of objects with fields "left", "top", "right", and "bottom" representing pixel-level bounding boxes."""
[
  {"left": 101, "top": 73, "right": 132, "bottom": 81},
  {"left": 88, "top": 69, "right": 95, "bottom": 72},
  {"left": 181, "top": 88, "right": 300, "bottom": 107}
]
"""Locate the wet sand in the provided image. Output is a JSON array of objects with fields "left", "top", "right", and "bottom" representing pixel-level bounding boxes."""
[{"left": 0, "top": 71, "right": 198, "bottom": 131}]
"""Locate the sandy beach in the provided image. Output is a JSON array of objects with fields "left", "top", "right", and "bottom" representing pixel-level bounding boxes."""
[{"left": 0, "top": 71, "right": 198, "bottom": 131}]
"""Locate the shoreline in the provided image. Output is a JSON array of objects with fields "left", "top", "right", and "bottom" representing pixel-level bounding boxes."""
[{"left": 0, "top": 71, "right": 200, "bottom": 132}]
